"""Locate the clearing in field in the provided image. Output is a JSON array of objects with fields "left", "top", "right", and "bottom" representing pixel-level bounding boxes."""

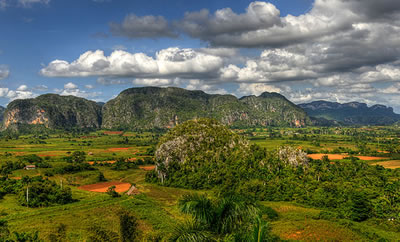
[
  {"left": 139, "top": 165, "right": 156, "bottom": 171},
  {"left": 78, "top": 181, "right": 132, "bottom": 193},
  {"left": 307, "top": 154, "right": 345, "bottom": 160},
  {"left": 103, "top": 131, "right": 124, "bottom": 135},
  {"left": 372, "top": 160, "right": 400, "bottom": 169},
  {"left": 87, "top": 160, "right": 116, "bottom": 165},
  {"left": 308, "top": 154, "right": 388, "bottom": 161},
  {"left": 356, "top": 156, "right": 389, "bottom": 161}
]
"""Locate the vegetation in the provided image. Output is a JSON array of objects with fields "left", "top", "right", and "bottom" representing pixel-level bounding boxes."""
[
  {"left": 300, "top": 100, "right": 400, "bottom": 126},
  {"left": 0, "top": 118, "right": 399, "bottom": 241},
  {"left": 173, "top": 193, "right": 280, "bottom": 241},
  {"left": 2, "top": 94, "right": 102, "bottom": 131},
  {"left": 149, "top": 119, "right": 400, "bottom": 226}
]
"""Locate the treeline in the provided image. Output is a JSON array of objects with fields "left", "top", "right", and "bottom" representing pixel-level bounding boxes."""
[
  {"left": 148, "top": 147, "right": 400, "bottom": 224},
  {"left": 0, "top": 176, "right": 73, "bottom": 207},
  {"left": 0, "top": 209, "right": 139, "bottom": 242}
]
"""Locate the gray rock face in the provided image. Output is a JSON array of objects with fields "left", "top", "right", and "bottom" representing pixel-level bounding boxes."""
[
  {"left": 0, "top": 106, "right": 5, "bottom": 124},
  {"left": 2, "top": 94, "right": 102, "bottom": 130}
]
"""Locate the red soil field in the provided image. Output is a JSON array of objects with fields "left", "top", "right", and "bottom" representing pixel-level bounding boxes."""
[
  {"left": 103, "top": 131, "right": 124, "bottom": 135},
  {"left": 307, "top": 154, "right": 345, "bottom": 160},
  {"left": 356, "top": 156, "right": 388, "bottom": 161},
  {"left": 38, "top": 154, "right": 59, "bottom": 157},
  {"left": 372, "top": 160, "right": 400, "bottom": 169},
  {"left": 307, "top": 154, "right": 388, "bottom": 161},
  {"left": 107, "top": 147, "right": 131, "bottom": 152},
  {"left": 78, "top": 181, "right": 131, "bottom": 193},
  {"left": 88, "top": 160, "right": 116, "bottom": 165},
  {"left": 139, "top": 165, "right": 156, "bottom": 171}
]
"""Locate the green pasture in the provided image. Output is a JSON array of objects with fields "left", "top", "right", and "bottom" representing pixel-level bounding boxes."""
[{"left": 0, "top": 126, "right": 399, "bottom": 241}]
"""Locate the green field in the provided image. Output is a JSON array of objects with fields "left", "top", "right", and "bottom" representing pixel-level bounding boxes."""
[{"left": 1, "top": 127, "right": 400, "bottom": 241}]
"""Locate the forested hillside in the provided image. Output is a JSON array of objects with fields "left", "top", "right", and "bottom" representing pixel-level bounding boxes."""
[
  {"left": 102, "top": 87, "right": 310, "bottom": 129},
  {"left": 2, "top": 94, "right": 102, "bottom": 131},
  {"left": 300, "top": 101, "right": 400, "bottom": 125}
]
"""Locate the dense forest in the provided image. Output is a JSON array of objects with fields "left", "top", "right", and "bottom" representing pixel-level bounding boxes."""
[{"left": 147, "top": 119, "right": 400, "bottom": 232}]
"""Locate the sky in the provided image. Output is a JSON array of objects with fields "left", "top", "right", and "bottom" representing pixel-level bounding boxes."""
[{"left": 0, "top": 0, "right": 400, "bottom": 112}]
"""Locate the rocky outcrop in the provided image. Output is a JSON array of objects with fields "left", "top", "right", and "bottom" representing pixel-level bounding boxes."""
[
  {"left": 0, "top": 106, "right": 5, "bottom": 124},
  {"left": 2, "top": 94, "right": 102, "bottom": 130}
]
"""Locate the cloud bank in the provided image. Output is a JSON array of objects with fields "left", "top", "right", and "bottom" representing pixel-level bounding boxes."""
[{"left": 37, "top": 0, "right": 400, "bottom": 111}]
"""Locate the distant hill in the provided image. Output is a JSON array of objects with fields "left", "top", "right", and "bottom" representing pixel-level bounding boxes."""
[
  {"left": 102, "top": 86, "right": 311, "bottom": 129},
  {"left": 299, "top": 101, "right": 400, "bottom": 125},
  {"left": 2, "top": 94, "right": 102, "bottom": 130},
  {"left": 0, "top": 87, "right": 310, "bottom": 131}
]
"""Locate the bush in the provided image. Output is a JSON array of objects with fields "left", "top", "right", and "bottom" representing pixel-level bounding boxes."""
[
  {"left": 63, "top": 151, "right": 86, "bottom": 163},
  {"left": 53, "top": 163, "right": 95, "bottom": 174},
  {"left": 18, "top": 179, "right": 74, "bottom": 207},
  {"left": 106, "top": 186, "right": 120, "bottom": 198},
  {"left": 119, "top": 210, "right": 139, "bottom": 242},
  {"left": 0, "top": 160, "right": 25, "bottom": 175},
  {"left": 86, "top": 225, "right": 118, "bottom": 242},
  {"left": 259, "top": 205, "right": 279, "bottom": 221},
  {"left": 97, "top": 172, "right": 107, "bottom": 182}
]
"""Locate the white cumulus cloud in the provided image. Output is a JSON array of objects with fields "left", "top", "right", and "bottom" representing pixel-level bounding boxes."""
[{"left": 40, "top": 47, "right": 224, "bottom": 79}]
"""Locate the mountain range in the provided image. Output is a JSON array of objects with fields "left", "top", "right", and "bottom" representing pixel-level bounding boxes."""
[
  {"left": 1, "top": 87, "right": 399, "bottom": 131},
  {"left": 1, "top": 87, "right": 310, "bottom": 131},
  {"left": 299, "top": 101, "right": 400, "bottom": 126}
]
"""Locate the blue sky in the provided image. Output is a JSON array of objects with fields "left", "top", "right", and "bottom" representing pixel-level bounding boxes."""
[{"left": 1, "top": 0, "right": 400, "bottom": 112}]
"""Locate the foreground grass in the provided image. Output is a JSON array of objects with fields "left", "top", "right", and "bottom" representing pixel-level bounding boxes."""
[{"left": 264, "top": 201, "right": 400, "bottom": 241}]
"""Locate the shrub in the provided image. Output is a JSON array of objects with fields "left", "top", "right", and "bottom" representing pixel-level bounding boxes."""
[{"left": 106, "top": 186, "right": 120, "bottom": 198}]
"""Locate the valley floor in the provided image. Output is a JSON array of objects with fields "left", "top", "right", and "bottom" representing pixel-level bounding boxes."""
[{"left": 1, "top": 127, "right": 399, "bottom": 241}]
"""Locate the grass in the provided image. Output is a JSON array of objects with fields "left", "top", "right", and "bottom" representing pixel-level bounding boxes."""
[
  {"left": 263, "top": 201, "right": 400, "bottom": 241},
  {"left": 1, "top": 127, "right": 400, "bottom": 240}
]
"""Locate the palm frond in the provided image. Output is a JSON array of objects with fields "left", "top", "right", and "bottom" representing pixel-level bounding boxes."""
[
  {"left": 170, "top": 219, "right": 213, "bottom": 242},
  {"left": 215, "top": 195, "right": 259, "bottom": 234},
  {"left": 250, "top": 216, "right": 269, "bottom": 242},
  {"left": 179, "top": 194, "right": 215, "bottom": 226}
]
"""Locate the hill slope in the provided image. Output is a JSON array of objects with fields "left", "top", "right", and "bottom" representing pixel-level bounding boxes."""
[
  {"left": 299, "top": 101, "right": 400, "bottom": 125},
  {"left": 102, "top": 86, "right": 310, "bottom": 129},
  {"left": 2, "top": 94, "right": 102, "bottom": 130},
  {"left": 0, "top": 106, "right": 5, "bottom": 123}
]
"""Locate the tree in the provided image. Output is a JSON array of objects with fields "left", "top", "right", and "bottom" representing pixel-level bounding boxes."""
[
  {"left": 70, "top": 151, "right": 86, "bottom": 163},
  {"left": 86, "top": 225, "right": 118, "bottom": 242},
  {"left": 48, "top": 224, "right": 67, "bottom": 242},
  {"left": 177, "top": 194, "right": 259, "bottom": 238},
  {"left": 118, "top": 210, "right": 139, "bottom": 242},
  {"left": 170, "top": 219, "right": 212, "bottom": 242},
  {"left": 106, "top": 186, "right": 120, "bottom": 198},
  {"left": 64, "top": 151, "right": 86, "bottom": 163},
  {"left": 248, "top": 216, "right": 278, "bottom": 242},
  {"left": 349, "top": 192, "right": 372, "bottom": 222},
  {"left": 12, "top": 231, "right": 42, "bottom": 242},
  {"left": 0, "top": 220, "right": 10, "bottom": 241},
  {"left": 97, "top": 172, "right": 107, "bottom": 182}
]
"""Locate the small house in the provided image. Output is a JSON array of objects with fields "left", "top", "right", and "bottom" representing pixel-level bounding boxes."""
[{"left": 24, "top": 165, "right": 36, "bottom": 170}]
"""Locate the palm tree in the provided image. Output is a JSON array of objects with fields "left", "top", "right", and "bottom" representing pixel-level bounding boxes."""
[
  {"left": 249, "top": 216, "right": 273, "bottom": 242},
  {"left": 176, "top": 194, "right": 260, "bottom": 241},
  {"left": 170, "top": 219, "right": 213, "bottom": 242}
]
